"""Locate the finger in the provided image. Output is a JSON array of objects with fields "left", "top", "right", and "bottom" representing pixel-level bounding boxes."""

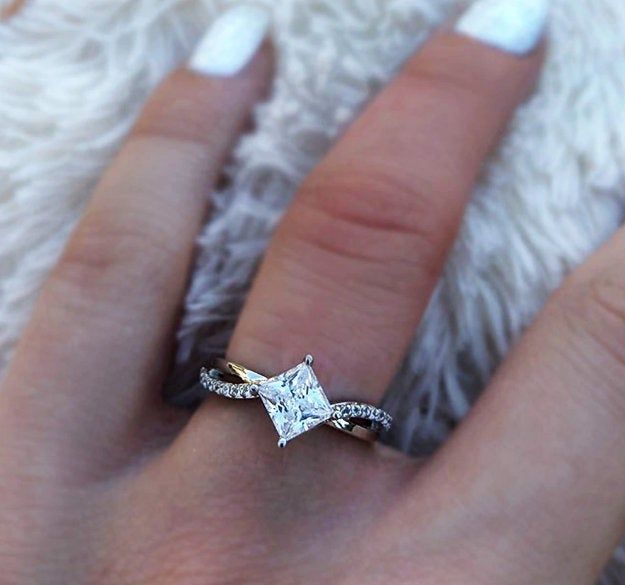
[
  {"left": 392, "top": 233, "right": 625, "bottom": 582},
  {"left": 0, "top": 7, "right": 273, "bottom": 457},
  {"left": 228, "top": 18, "right": 544, "bottom": 404},
  {"left": 182, "top": 1, "right": 545, "bottom": 455}
]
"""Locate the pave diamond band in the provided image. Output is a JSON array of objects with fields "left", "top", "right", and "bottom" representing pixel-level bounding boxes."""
[
  {"left": 199, "top": 370, "right": 259, "bottom": 400},
  {"left": 330, "top": 402, "right": 393, "bottom": 429},
  {"left": 199, "top": 355, "right": 392, "bottom": 447}
]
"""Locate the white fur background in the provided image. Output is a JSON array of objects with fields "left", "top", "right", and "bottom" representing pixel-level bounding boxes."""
[{"left": 1, "top": 0, "right": 625, "bottom": 581}]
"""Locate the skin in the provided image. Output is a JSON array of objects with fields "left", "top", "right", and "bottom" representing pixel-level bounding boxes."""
[{"left": 1, "top": 28, "right": 625, "bottom": 585}]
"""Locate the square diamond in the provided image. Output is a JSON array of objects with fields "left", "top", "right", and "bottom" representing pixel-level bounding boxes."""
[{"left": 257, "top": 362, "right": 333, "bottom": 444}]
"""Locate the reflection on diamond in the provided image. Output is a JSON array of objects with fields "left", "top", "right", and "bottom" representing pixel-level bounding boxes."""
[{"left": 258, "top": 362, "right": 332, "bottom": 444}]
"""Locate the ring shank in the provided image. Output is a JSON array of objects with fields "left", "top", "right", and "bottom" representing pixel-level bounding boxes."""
[{"left": 325, "top": 417, "right": 379, "bottom": 442}]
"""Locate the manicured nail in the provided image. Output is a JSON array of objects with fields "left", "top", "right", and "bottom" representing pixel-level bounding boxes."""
[
  {"left": 188, "top": 5, "right": 270, "bottom": 77},
  {"left": 455, "top": 0, "right": 548, "bottom": 56}
]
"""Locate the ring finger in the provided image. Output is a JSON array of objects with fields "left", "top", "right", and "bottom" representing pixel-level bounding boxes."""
[{"left": 180, "top": 0, "right": 547, "bottom": 454}]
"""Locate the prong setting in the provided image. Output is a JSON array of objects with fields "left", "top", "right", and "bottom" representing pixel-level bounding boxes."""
[{"left": 256, "top": 361, "right": 332, "bottom": 444}]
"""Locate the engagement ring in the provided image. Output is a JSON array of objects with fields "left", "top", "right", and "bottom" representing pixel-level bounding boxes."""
[{"left": 199, "top": 355, "right": 392, "bottom": 447}]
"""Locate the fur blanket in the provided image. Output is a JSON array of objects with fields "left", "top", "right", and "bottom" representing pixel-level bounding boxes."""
[{"left": 1, "top": 0, "right": 625, "bottom": 581}]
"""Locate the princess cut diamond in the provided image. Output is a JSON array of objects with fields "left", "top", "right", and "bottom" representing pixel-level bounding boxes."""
[{"left": 257, "top": 361, "right": 333, "bottom": 445}]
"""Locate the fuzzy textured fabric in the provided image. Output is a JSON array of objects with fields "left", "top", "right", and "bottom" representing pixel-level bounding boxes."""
[{"left": 1, "top": 0, "right": 625, "bottom": 582}]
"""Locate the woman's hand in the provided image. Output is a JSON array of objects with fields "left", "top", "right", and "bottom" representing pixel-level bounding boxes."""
[{"left": 1, "top": 2, "right": 622, "bottom": 583}]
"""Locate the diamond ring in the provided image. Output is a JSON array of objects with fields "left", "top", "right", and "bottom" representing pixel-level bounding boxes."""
[{"left": 199, "top": 355, "right": 392, "bottom": 448}]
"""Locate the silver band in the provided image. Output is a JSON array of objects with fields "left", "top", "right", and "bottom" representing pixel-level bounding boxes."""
[{"left": 199, "top": 355, "right": 392, "bottom": 447}]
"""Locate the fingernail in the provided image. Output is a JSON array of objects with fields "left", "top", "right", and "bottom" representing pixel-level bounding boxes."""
[
  {"left": 455, "top": 0, "right": 549, "bottom": 56},
  {"left": 188, "top": 5, "right": 270, "bottom": 77}
]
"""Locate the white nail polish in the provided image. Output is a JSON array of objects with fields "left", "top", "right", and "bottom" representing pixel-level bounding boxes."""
[
  {"left": 455, "top": 0, "right": 549, "bottom": 56},
  {"left": 188, "top": 5, "right": 270, "bottom": 77}
]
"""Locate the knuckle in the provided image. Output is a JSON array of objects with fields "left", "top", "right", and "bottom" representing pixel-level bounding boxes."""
[
  {"left": 400, "top": 36, "right": 523, "bottom": 110},
  {"left": 400, "top": 60, "right": 489, "bottom": 115},
  {"left": 52, "top": 210, "right": 177, "bottom": 307},
  {"left": 557, "top": 267, "right": 625, "bottom": 370},
  {"left": 295, "top": 164, "right": 448, "bottom": 277},
  {"left": 307, "top": 165, "right": 430, "bottom": 233},
  {"left": 133, "top": 71, "right": 229, "bottom": 146}
]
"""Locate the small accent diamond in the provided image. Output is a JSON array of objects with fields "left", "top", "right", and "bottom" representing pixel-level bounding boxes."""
[{"left": 257, "top": 360, "right": 333, "bottom": 445}]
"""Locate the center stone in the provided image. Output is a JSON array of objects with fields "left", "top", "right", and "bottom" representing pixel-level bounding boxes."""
[{"left": 257, "top": 362, "right": 333, "bottom": 444}]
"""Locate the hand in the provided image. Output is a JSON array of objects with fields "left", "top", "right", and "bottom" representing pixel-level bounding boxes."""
[{"left": 0, "top": 3, "right": 621, "bottom": 584}]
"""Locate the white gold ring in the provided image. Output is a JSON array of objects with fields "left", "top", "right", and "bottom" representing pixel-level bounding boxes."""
[{"left": 200, "top": 355, "right": 392, "bottom": 448}]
